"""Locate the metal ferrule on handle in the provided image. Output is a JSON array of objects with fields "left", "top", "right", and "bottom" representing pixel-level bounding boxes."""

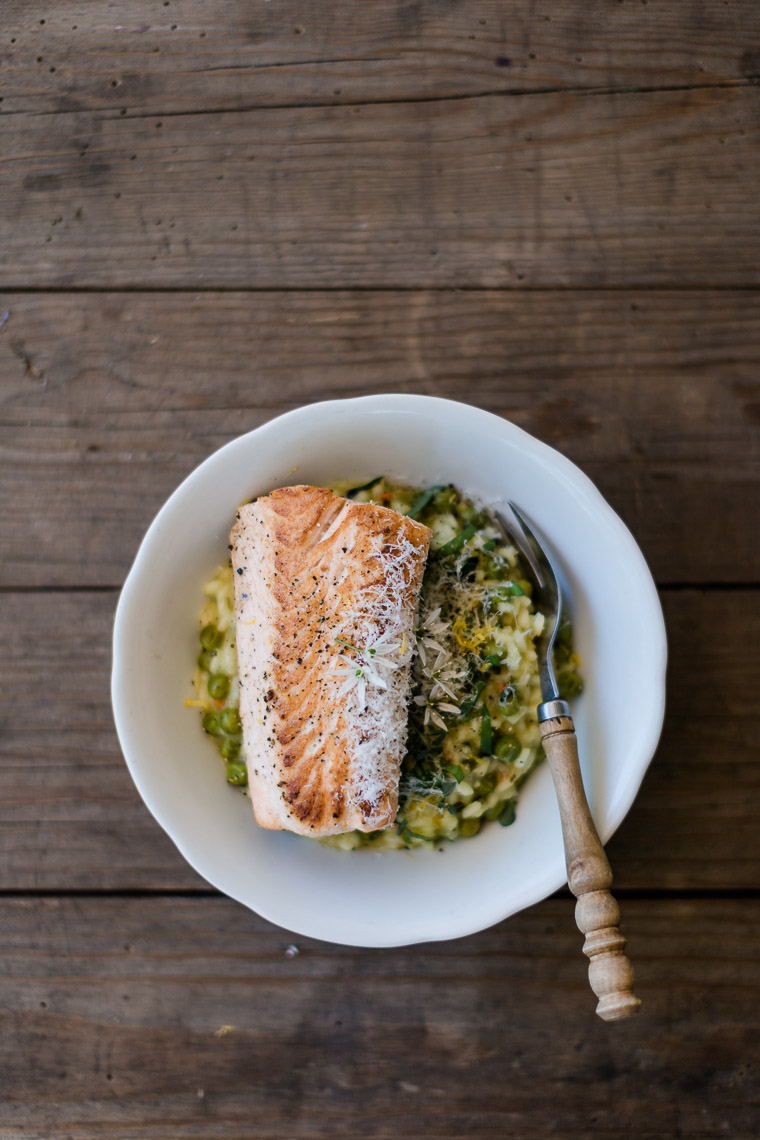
[{"left": 538, "top": 698, "right": 571, "bottom": 722}]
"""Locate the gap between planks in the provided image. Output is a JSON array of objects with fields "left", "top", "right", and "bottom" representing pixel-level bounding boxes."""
[{"left": 0, "top": 886, "right": 758, "bottom": 900}]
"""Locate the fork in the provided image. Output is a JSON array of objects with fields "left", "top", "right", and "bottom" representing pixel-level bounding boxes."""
[{"left": 495, "top": 503, "right": 641, "bottom": 1022}]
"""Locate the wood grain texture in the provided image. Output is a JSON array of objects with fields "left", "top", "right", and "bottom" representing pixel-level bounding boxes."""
[
  {"left": 539, "top": 715, "right": 640, "bottom": 1021},
  {"left": 1, "top": 290, "right": 758, "bottom": 587},
  {"left": 2, "top": 0, "right": 759, "bottom": 116},
  {"left": 2, "top": 1, "right": 758, "bottom": 1132},
  {"left": 1, "top": 589, "right": 758, "bottom": 892},
  {"left": 2, "top": 86, "right": 759, "bottom": 288},
  {"left": 605, "top": 586, "right": 760, "bottom": 890},
  {"left": 0, "top": 895, "right": 758, "bottom": 1138}
]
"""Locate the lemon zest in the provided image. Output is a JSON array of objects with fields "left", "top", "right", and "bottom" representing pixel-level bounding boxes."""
[{"left": 452, "top": 612, "right": 491, "bottom": 653}]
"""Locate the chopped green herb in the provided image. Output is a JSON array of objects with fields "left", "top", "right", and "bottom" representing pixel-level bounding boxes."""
[
  {"left": 440, "top": 779, "right": 457, "bottom": 798},
  {"left": 482, "top": 538, "right": 496, "bottom": 552},
  {"left": 497, "top": 801, "right": 517, "bottom": 827},
  {"left": 445, "top": 764, "right": 465, "bottom": 783},
  {"left": 437, "top": 523, "right": 477, "bottom": 556},
  {"left": 488, "top": 583, "right": 527, "bottom": 603},
  {"left": 480, "top": 704, "right": 492, "bottom": 755},
  {"left": 406, "top": 484, "right": 445, "bottom": 519},
  {"left": 459, "top": 680, "right": 486, "bottom": 719}
]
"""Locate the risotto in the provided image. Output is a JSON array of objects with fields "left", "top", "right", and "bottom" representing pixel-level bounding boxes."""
[{"left": 187, "top": 479, "right": 582, "bottom": 849}]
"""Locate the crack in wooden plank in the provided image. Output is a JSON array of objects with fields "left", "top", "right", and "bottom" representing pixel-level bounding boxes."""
[
  {"left": 189, "top": 56, "right": 393, "bottom": 73},
  {"left": 0, "top": 78, "right": 751, "bottom": 120}
]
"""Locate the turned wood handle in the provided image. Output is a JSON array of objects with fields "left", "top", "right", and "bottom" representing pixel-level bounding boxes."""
[{"left": 540, "top": 714, "right": 640, "bottom": 1022}]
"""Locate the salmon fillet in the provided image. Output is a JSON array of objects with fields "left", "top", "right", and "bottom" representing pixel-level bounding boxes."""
[{"left": 229, "top": 485, "right": 431, "bottom": 836}]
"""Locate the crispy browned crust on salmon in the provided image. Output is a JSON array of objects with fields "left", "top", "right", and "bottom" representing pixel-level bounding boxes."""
[{"left": 230, "top": 485, "right": 431, "bottom": 836}]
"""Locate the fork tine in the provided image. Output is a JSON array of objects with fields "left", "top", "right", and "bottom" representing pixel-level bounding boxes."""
[
  {"left": 495, "top": 501, "right": 562, "bottom": 703},
  {"left": 494, "top": 504, "right": 547, "bottom": 591},
  {"left": 507, "top": 501, "right": 535, "bottom": 537},
  {"left": 507, "top": 501, "right": 560, "bottom": 598}
]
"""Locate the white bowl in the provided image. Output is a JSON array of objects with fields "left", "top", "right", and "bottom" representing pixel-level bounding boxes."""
[{"left": 112, "top": 395, "right": 666, "bottom": 948}]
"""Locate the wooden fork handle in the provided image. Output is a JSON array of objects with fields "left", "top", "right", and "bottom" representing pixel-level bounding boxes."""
[{"left": 539, "top": 714, "right": 641, "bottom": 1022}]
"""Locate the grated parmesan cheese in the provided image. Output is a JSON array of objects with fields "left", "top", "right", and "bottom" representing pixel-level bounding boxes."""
[{"left": 332, "top": 531, "right": 427, "bottom": 825}]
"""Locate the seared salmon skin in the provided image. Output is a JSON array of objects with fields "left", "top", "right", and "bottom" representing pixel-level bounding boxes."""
[{"left": 229, "top": 485, "right": 431, "bottom": 836}]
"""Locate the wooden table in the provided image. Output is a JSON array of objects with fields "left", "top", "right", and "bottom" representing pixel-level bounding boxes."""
[{"left": 2, "top": 2, "right": 759, "bottom": 1136}]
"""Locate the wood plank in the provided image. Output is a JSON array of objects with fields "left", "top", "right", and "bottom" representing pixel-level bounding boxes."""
[
  {"left": 1, "top": 290, "right": 757, "bottom": 586},
  {"left": 3, "top": 0, "right": 758, "bottom": 116},
  {"left": 606, "top": 587, "right": 760, "bottom": 889},
  {"left": 2, "top": 86, "right": 759, "bottom": 288},
  {"left": 1, "top": 589, "right": 758, "bottom": 892},
  {"left": 0, "top": 895, "right": 758, "bottom": 1138},
  {"left": 0, "top": 591, "right": 202, "bottom": 891}
]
